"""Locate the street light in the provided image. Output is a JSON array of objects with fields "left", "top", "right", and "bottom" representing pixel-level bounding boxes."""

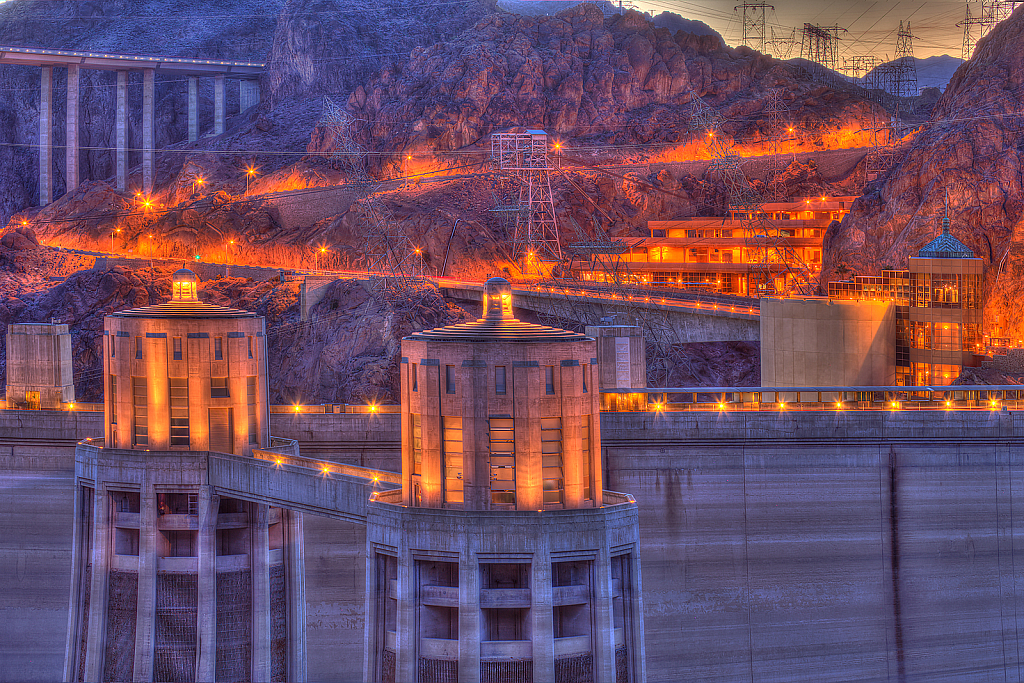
[
  {"left": 193, "top": 176, "right": 205, "bottom": 194},
  {"left": 110, "top": 227, "right": 120, "bottom": 254},
  {"left": 245, "top": 166, "right": 257, "bottom": 193},
  {"left": 317, "top": 245, "right": 327, "bottom": 271},
  {"left": 226, "top": 239, "right": 234, "bottom": 265}
]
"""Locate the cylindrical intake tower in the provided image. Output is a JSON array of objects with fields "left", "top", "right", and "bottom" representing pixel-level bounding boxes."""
[
  {"left": 66, "top": 269, "right": 305, "bottom": 683},
  {"left": 365, "top": 278, "right": 645, "bottom": 683}
]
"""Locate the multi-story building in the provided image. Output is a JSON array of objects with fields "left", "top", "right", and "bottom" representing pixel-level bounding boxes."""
[
  {"left": 4, "top": 321, "right": 74, "bottom": 409},
  {"left": 570, "top": 196, "right": 857, "bottom": 295},
  {"left": 828, "top": 213, "right": 984, "bottom": 386},
  {"left": 364, "top": 277, "right": 645, "bottom": 683},
  {"left": 64, "top": 269, "right": 306, "bottom": 683}
]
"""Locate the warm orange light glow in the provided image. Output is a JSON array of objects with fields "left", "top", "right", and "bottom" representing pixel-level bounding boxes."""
[
  {"left": 945, "top": 401, "right": 952, "bottom": 409},
  {"left": 197, "top": 177, "right": 204, "bottom": 185},
  {"left": 321, "top": 464, "right": 330, "bottom": 475},
  {"left": 275, "top": 458, "right": 283, "bottom": 466},
  {"left": 68, "top": 402, "right": 75, "bottom": 410},
  {"left": 320, "top": 247, "right": 327, "bottom": 253},
  {"left": 835, "top": 401, "right": 842, "bottom": 409},
  {"left": 779, "top": 401, "right": 786, "bottom": 410},
  {"left": 369, "top": 404, "right": 378, "bottom": 413},
  {"left": 718, "top": 402, "right": 726, "bottom": 410},
  {"left": 21, "top": 220, "right": 27, "bottom": 226},
  {"left": 293, "top": 404, "right": 301, "bottom": 412},
  {"left": 246, "top": 166, "right": 257, "bottom": 177},
  {"left": 891, "top": 401, "right": 899, "bottom": 410}
]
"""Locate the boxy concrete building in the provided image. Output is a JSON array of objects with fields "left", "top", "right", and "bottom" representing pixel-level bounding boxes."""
[
  {"left": 5, "top": 322, "right": 74, "bottom": 409},
  {"left": 760, "top": 298, "right": 896, "bottom": 388}
]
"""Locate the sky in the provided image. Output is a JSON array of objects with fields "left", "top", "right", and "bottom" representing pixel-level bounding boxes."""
[{"left": 630, "top": 0, "right": 984, "bottom": 61}]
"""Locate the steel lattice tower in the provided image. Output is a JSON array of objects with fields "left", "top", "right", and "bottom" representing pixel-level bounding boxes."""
[
  {"left": 490, "top": 130, "right": 563, "bottom": 275},
  {"left": 735, "top": 2, "right": 774, "bottom": 53},
  {"left": 764, "top": 88, "right": 788, "bottom": 201},
  {"left": 319, "top": 97, "right": 424, "bottom": 295},
  {"left": 959, "top": 1, "right": 1018, "bottom": 60},
  {"left": 800, "top": 24, "right": 847, "bottom": 85},
  {"left": 766, "top": 27, "right": 797, "bottom": 59}
]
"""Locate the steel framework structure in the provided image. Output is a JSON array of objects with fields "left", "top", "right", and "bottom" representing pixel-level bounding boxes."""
[
  {"left": 319, "top": 97, "right": 424, "bottom": 296},
  {"left": 735, "top": 2, "right": 774, "bottom": 53},
  {"left": 689, "top": 97, "right": 814, "bottom": 296},
  {"left": 959, "top": 1, "right": 1019, "bottom": 60},
  {"left": 800, "top": 23, "right": 846, "bottom": 86},
  {"left": 490, "top": 130, "right": 563, "bottom": 274}
]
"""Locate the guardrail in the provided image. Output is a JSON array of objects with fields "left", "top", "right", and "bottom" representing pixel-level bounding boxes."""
[{"left": 601, "top": 385, "right": 1024, "bottom": 412}]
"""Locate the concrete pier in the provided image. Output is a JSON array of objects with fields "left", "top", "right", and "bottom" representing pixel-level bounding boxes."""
[
  {"left": 239, "top": 79, "right": 258, "bottom": 112},
  {"left": 65, "top": 64, "right": 79, "bottom": 192},
  {"left": 187, "top": 76, "right": 198, "bottom": 143},
  {"left": 115, "top": 71, "right": 127, "bottom": 193},
  {"left": 213, "top": 74, "right": 225, "bottom": 136},
  {"left": 39, "top": 66, "right": 51, "bottom": 205},
  {"left": 141, "top": 69, "right": 154, "bottom": 195}
]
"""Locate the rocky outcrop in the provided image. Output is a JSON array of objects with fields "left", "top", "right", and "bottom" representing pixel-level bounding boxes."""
[
  {"left": 821, "top": 6, "right": 1024, "bottom": 338},
  {"left": 264, "top": 0, "right": 499, "bottom": 107},
  {"left": 327, "top": 4, "right": 883, "bottom": 174}
]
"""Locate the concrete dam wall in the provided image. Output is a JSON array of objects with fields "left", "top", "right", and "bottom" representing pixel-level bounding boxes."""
[{"left": 3, "top": 409, "right": 1024, "bottom": 681}]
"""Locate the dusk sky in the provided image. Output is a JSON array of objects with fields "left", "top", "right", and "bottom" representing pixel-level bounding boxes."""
[{"left": 631, "top": 0, "right": 984, "bottom": 60}]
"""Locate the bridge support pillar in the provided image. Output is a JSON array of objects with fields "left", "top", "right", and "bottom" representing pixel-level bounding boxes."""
[
  {"left": 239, "top": 79, "right": 258, "bottom": 112},
  {"left": 252, "top": 503, "right": 272, "bottom": 680},
  {"left": 195, "top": 488, "right": 217, "bottom": 682},
  {"left": 39, "top": 66, "right": 51, "bottom": 205},
  {"left": 66, "top": 63, "right": 79, "bottom": 194},
  {"left": 187, "top": 76, "right": 198, "bottom": 143},
  {"left": 115, "top": 70, "right": 127, "bottom": 193},
  {"left": 214, "top": 73, "right": 225, "bottom": 136},
  {"left": 142, "top": 68, "right": 154, "bottom": 195}
]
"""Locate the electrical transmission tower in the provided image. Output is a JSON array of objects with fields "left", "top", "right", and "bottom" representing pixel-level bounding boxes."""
[
  {"left": 689, "top": 97, "right": 814, "bottom": 296},
  {"left": 844, "top": 55, "right": 881, "bottom": 84},
  {"left": 766, "top": 27, "right": 797, "bottom": 58},
  {"left": 490, "top": 130, "right": 563, "bottom": 276},
  {"left": 764, "top": 88, "right": 788, "bottom": 201},
  {"left": 319, "top": 97, "right": 424, "bottom": 296},
  {"left": 735, "top": 2, "right": 773, "bottom": 53},
  {"left": 959, "top": 1, "right": 1019, "bottom": 60},
  {"left": 800, "top": 23, "right": 847, "bottom": 86}
]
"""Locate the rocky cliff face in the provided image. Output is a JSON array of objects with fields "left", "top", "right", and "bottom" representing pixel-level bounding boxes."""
[
  {"left": 263, "top": 0, "right": 498, "bottom": 107},
  {"left": 330, "top": 4, "right": 883, "bottom": 174},
  {"left": 821, "top": 6, "right": 1024, "bottom": 338}
]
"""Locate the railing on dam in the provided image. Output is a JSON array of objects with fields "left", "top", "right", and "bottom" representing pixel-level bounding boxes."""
[{"left": 601, "top": 385, "right": 1024, "bottom": 412}]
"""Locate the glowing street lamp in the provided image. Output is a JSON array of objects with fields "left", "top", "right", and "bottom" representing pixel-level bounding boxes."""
[
  {"left": 193, "top": 176, "right": 205, "bottom": 194},
  {"left": 110, "top": 227, "right": 121, "bottom": 254},
  {"left": 245, "top": 166, "right": 257, "bottom": 193}
]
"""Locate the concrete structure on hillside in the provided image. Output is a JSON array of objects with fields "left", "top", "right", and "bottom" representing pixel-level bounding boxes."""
[
  {"left": 0, "top": 46, "right": 262, "bottom": 202},
  {"left": 760, "top": 298, "right": 896, "bottom": 389},
  {"left": 585, "top": 323, "right": 647, "bottom": 411},
  {"left": 828, "top": 208, "right": 984, "bottom": 385},
  {"left": 364, "top": 278, "right": 645, "bottom": 683},
  {"left": 5, "top": 322, "right": 75, "bottom": 409},
  {"left": 64, "top": 269, "right": 305, "bottom": 683},
  {"left": 571, "top": 196, "right": 856, "bottom": 295}
]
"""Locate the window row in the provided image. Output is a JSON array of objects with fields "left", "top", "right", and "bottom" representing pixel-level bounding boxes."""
[
  {"left": 109, "top": 334, "right": 256, "bottom": 361},
  {"left": 410, "top": 363, "right": 590, "bottom": 396},
  {"left": 408, "top": 414, "right": 593, "bottom": 508},
  {"left": 112, "top": 375, "right": 260, "bottom": 448}
]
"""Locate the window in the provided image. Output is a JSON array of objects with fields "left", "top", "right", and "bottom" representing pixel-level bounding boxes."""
[
  {"left": 172, "top": 336, "right": 182, "bottom": 361},
  {"left": 169, "top": 378, "right": 189, "bottom": 446},
  {"left": 208, "top": 408, "right": 233, "bottom": 454},
  {"left": 445, "top": 365, "right": 456, "bottom": 394},
  {"left": 132, "top": 377, "right": 147, "bottom": 446},
  {"left": 541, "top": 417, "right": 563, "bottom": 505},
  {"left": 247, "top": 336, "right": 253, "bottom": 359},
  {"left": 110, "top": 336, "right": 115, "bottom": 357},
  {"left": 412, "top": 363, "right": 418, "bottom": 392},
  {"left": 211, "top": 377, "right": 229, "bottom": 398},
  {"left": 214, "top": 337, "right": 223, "bottom": 360},
  {"left": 495, "top": 366, "right": 506, "bottom": 395},
  {"left": 442, "top": 417, "right": 463, "bottom": 505},
  {"left": 582, "top": 364, "right": 588, "bottom": 393},
  {"left": 411, "top": 414, "right": 422, "bottom": 476},
  {"left": 135, "top": 336, "right": 143, "bottom": 359},
  {"left": 489, "top": 418, "right": 515, "bottom": 506},
  {"left": 545, "top": 366, "right": 555, "bottom": 395},
  {"left": 581, "top": 415, "right": 591, "bottom": 500},
  {"left": 109, "top": 375, "right": 117, "bottom": 425},
  {"left": 247, "top": 376, "right": 258, "bottom": 445}
]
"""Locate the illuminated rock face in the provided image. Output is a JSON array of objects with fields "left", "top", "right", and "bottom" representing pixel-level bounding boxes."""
[
  {"left": 66, "top": 270, "right": 305, "bottom": 683},
  {"left": 103, "top": 268, "right": 269, "bottom": 455},
  {"left": 364, "top": 278, "right": 646, "bottom": 683}
]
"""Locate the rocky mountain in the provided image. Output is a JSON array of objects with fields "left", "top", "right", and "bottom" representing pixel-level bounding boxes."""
[
  {"left": 821, "top": 6, "right": 1024, "bottom": 337},
  {"left": 861, "top": 54, "right": 964, "bottom": 93},
  {"left": 335, "top": 4, "right": 883, "bottom": 174}
]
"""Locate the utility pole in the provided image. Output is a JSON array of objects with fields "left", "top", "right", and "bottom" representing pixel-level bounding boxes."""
[{"left": 735, "top": 2, "right": 774, "bottom": 53}]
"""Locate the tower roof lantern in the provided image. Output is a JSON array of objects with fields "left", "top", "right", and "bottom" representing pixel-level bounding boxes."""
[{"left": 917, "top": 197, "right": 975, "bottom": 259}]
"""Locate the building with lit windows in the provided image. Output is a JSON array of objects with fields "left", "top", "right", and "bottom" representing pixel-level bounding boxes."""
[
  {"left": 64, "top": 269, "right": 306, "bottom": 683},
  {"left": 827, "top": 212, "right": 984, "bottom": 386},
  {"left": 364, "top": 277, "right": 645, "bottom": 683},
  {"left": 571, "top": 196, "right": 856, "bottom": 295}
]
